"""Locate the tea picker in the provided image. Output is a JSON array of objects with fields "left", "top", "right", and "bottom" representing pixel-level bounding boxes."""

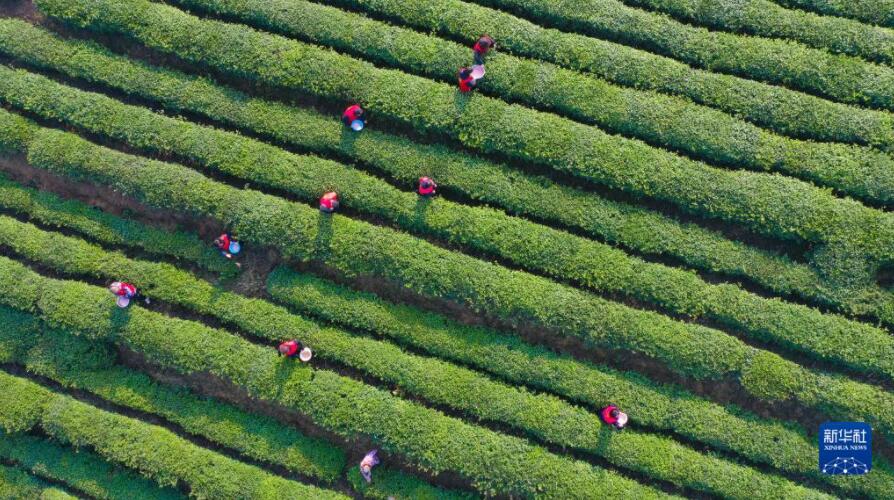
[
  {"left": 342, "top": 104, "right": 366, "bottom": 131},
  {"left": 109, "top": 281, "right": 149, "bottom": 308},
  {"left": 418, "top": 177, "right": 437, "bottom": 197},
  {"left": 320, "top": 191, "right": 340, "bottom": 213},
  {"left": 279, "top": 339, "right": 313, "bottom": 362},
  {"left": 359, "top": 449, "right": 380, "bottom": 483},
  {"left": 600, "top": 404, "right": 628, "bottom": 430},
  {"left": 473, "top": 35, "right": 495, "bottom": 65}
]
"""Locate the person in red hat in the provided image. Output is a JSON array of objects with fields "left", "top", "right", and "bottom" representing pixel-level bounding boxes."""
[
  {"left": 278, "top": 339, "right": 301, "bottom": 358},
  {"left": 600, "top": 404, "right": 628, "bottom": 430},
  {"left": 458, "top": 67, "right": 477, "bottom": 93},
  {"left": 473, "top": 35, "right": 495, "bottom": 65},
  {"left": 320, "top": 191, "right": 340, "bottom": 213},
  {"left": 418, "top": 177, "right": 437, "bottom": 197},
  {"left": 342, "top": 104, "right": 366, "bottom": 130}
]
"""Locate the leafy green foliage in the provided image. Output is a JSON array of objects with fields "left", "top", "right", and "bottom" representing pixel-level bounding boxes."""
[
  {"left": 0, "top": 267, "right": 665, "bottom": 499},
  {"left": 0, "top": 433, "right": 184, "bottom": 500},
  {"left": 34, "top": 0, "right": 894, "bottom": 284},
  {"left": 466, "top": 0, "right": 894, "bottom": 109},
  {"left": 0, "top": 371, "right": 346, "bottom": 499},
  {"left": 0, "top": 175, "right": 235, "bottom": 276},
  {"left": 4, "top": 21, "right": 886, "bottom": 326},
  {"left": 1, "top": 169, "right": 886, "bottom": 495},
  {"left": 621, "top": 0, "right": 894, "bottom": 65},
  {"left": 0, "top": 216, "right": 837, "bottom": 498},
  {"left": 268, "top": 267, "right": 894, "bottom": 498},
  {"left": 774, "top": 0, "right": 894, "bottom": 29},
  {"left": 3, "top": 65, "right": 891, "bottom": 382},
  {"left": 1, "top": 109, "right": 891, "bottom": 443},
  {"left": 23, "top": 336, "right": 346, "bottom": 483},
  {"left": 0, "top": 308, "right": 465, "bottom": 500},
  {"left": 275, "top": 0, "right": 894, "bottom": 147},
  {"left": 171, "top": 0, "right": 894, "bottom": 203},
  {"left": 0, "top": 463, "right": 78, "bottom": 500}
]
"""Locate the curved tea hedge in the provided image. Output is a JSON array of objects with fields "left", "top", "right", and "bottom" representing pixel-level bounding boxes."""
[
  {"left": 313, "top": 0, "right": 894, "bottom": 147},
  {"left": 0, "top": 433, "right": 184, "bottom": 500},
  {"left": 0, "top": 217, "right": 841, "bottom": 499},
  {"left": 35, "top": 0, "right": 894, "bottom": 279},
  {"left": 6, "top": 19, "right": 880, "bottom": 323},
  {"left": 773, "top": 0, "right": 894, "bottom": 28},
  {"left": 620, "top": 0, "right": 894, "bottom": 65},
  {"left": 2, "top": 110, "right": 893, "bottom": 444},
  {"left": 170, "top": 0, "right": 894, "bottom": 203},
  {"left": 465, "top": 0, "right": 894, "bottom": 109},
  {"left": 268, "top": 268, "right": 894, "bottom": 498},
  {"left": 0, "top": 463, "right": 77, "bottom": 500},
  {"left": 0, "top": 308, "right": 477, "bottom": 500},
  {"left": 0, "top": 370, "right": 347, "bottom": 500},
  {"left": 0, "top": 175, "right": 235, "bottom": 276},
  {"left": 0, "top": 171, "right": 886, "bottom": 497},
  {"left": 6, "top": 66, "right": 893, "bottom": 382},
  {"left": 0, "top": 262, "right": 668, "bottom": 499}
]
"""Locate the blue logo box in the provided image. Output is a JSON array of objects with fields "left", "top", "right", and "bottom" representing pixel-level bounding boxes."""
[{"left": 819, "top": 422, "right": 871, "bottom": 475}]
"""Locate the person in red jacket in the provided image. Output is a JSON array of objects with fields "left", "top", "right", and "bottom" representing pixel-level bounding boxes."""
[
  {"left": 278, "top": 339, "right": 301, "bottom": 358},
  {"left": 320, "top": 191, "right": 340, "bottom": 213},
  {"left": 109, "top": 281, "right": 139, "bottom": 308},
  {"left": 458, "top": 67, "right": 477, "bottom": 93},
  {"left": 214, "top": 233, "right": 241, "bottom": 260},
  {"left": 473, "top": 35, "right": 495, "bottom": 65},
  {"left": 418, "top": 176, "right": 437, "bottom": 197},
  {"left": 342, "top": 104, "right": 366, "bottom": 130},
  {"left": 600, "top": 405, "right": 628, "bottom": 430}
]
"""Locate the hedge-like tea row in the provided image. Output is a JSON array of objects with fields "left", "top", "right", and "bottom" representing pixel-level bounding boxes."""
[
  {"left": 0, "top": 263, "right": 666, "bottom": 499},
  {"left": 169, "top": 0, "right": 894, "bottom": 203},
  {"left": 467, "top": 0, "right": 894, "bottom": 109},
  {"left": 0, "top": 175, "right": 235, "bottom": 276},
  {"left": 312, "top": 0, "right": 894, "bottom": 148},
  {"left": 621, "top": 0, "right": 894, "bottom": 65},
  {"left": 773, "top": 0, "right": 894, "bottom": 28},
  {"left": 0, "top": 313, "right": 510, "bottom": 500},
  {"left": 0, "top": 167, "right": 884, "bottom": 498},
  {"left": 0, "top": 371, "right": 348, "bottom": 500},
  {"left": 36, "top": 0, "right": 894, "bottom": 272},
  {"left": 0, "top": 433, "right": 183, "bottom": 500},
  {"left": 10, "top": 326, "right": 471, "bottom": 500},
  {"left": 344, "top": 466, "right": 475, "bottom": 500},
  {"left": 0, "top": 169, "right": 881, "bottom": 497},
  {"left": 1, "top": 21, "right": 869, "bottom": 325},
  {"left": 0, "top": 463, "right": 77, "bottom": 500},
  {"left": 268, "top": 267, "right": 894, "bottom": 498},
  {"left": 13, "top": 328, "right": 345, "bottom": 483},
  {"left": 3, "top": 110, "right": 893, "bottom": 441},
  {"left": 0, "top": 308, "right": 476, "bottom": 500},
  {"left": 7, "top": 66, "right": 893, "bottom": 382},
  {"left": 0, "top": 219, "right": 833, "bottom": 499}
]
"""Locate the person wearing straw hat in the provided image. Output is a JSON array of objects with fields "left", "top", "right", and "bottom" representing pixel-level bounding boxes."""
[
  {"left": 458, "top": 67, "right": 478, "bottom": 93},
  {"left": 473, "top": 34, "right": 495, "bottom": 65},
  {"left": 418, "top": 177, "right": 437, "bottom": 197},
  {"left": 600, "top": 404, "right": 629, "bottom": 430},
  {"left": 320, "top": 191, "right": 340, "bottom": 213},
  {"left": 359, "top": 449, "right": 380, "bottom": 483},
  {"left": 342, "top": 104, "right": 366, "bottom": 131}
]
